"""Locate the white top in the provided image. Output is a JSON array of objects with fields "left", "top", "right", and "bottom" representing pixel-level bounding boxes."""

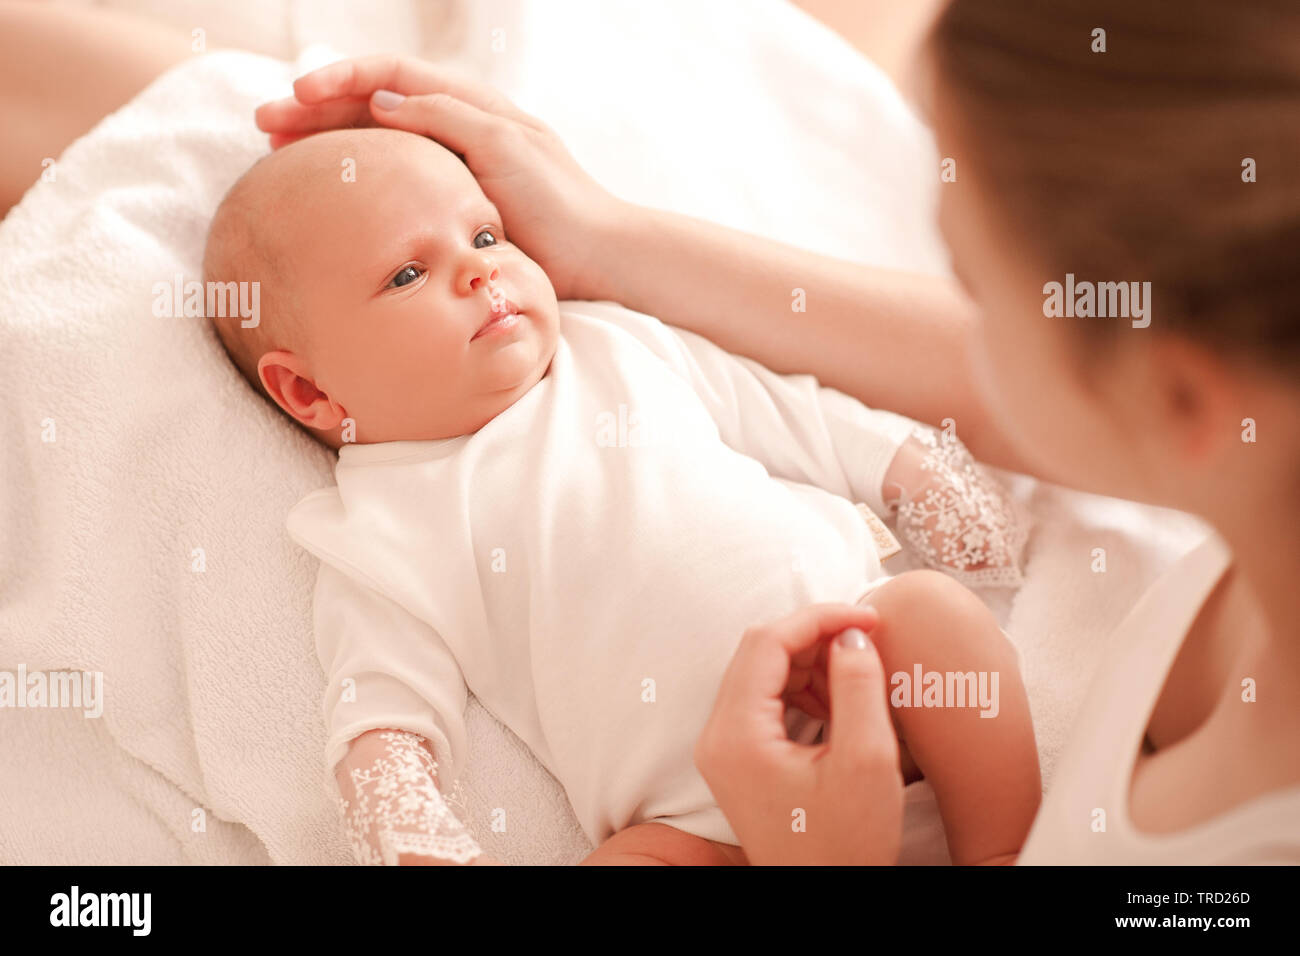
[
  {"left": 287, "top": 301, "right": 917, "bottom": 847},
  {"left": 1019, "top": 532, "right": 1300, "bottom": 863}
]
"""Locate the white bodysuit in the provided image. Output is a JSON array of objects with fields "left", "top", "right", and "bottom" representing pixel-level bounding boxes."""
[{"left": 286, "top": 301, "right": 1022, "bottom": 857}]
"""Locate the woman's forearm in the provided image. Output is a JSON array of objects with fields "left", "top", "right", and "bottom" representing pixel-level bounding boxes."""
[
  {"left": 583, "top": 202, "right": 1032, "bottom": 473},
  {"left": 0, "top": 1, "right": 188, "bottom": 217}
]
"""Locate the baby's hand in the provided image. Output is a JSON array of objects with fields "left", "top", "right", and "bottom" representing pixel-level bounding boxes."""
[{"left": 881, "top": 426, "right": 1028, "bottom": 588}]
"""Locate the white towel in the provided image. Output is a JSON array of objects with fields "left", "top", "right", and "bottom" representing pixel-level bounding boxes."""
[{"left": 0, "top": 51, "right": 350, "bottom": 864}]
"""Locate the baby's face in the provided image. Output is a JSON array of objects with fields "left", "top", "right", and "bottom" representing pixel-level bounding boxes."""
[{"left": 262, "top": 129, "right": 560, "bottom": 443}]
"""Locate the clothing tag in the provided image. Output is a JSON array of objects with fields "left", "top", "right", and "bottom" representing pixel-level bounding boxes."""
[{"left": 856, "top": 503, "right": 902, "bottom": 562}]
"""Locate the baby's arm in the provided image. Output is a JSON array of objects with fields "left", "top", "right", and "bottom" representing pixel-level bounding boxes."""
[
  {"left": 309, "top": 562, "right": 481, "bottom": 864},
  {"left": 583, "top": 302, "right": 913, "bottom": 515},
  {"left": 580, "top": 303, "right": 1026, "bottom": 584}
]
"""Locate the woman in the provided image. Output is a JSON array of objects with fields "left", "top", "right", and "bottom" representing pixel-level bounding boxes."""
[{"left": 255, "top": 0, "right": 1300, "bottom": 864}]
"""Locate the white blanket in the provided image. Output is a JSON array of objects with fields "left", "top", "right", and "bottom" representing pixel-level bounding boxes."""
[{"left": 0, "top": 0, "right": 1206, "bottom": 865}]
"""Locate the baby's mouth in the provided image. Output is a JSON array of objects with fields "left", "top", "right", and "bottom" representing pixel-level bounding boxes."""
[{"left": 472, "top": 298, "right": 522, "bottom": 341}]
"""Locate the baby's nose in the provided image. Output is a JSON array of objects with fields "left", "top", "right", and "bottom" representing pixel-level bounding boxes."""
[{"left": 465, "top": 258, "right": 501, "bottom": 292}]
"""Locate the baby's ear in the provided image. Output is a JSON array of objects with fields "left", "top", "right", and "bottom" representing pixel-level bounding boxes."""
[{"left": 257, "top": 350, "right": 347, "bottom": 431}]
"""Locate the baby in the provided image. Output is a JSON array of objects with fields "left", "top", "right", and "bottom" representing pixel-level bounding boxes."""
[{"left": 204, "top": 127, "right": 1038, "bottom": 866}]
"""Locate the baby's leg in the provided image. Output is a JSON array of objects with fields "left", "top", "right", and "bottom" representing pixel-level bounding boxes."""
[
  {"left": 857, "top": 570, "right": 1040, "bottom": 865},
  {"left": 580, "top": 822, "right": 747, "bottom": 866}
]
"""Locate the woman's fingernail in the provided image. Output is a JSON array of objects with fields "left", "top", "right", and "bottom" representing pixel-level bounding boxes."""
[
  {"left": 372, "top": 89, "right": 405, "bottom": 110},
  {"left": 837, "top": 628, "right": 870, "bottom": 650}
]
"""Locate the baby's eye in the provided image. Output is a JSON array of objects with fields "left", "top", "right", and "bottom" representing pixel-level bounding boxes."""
[
  {"left": 388, "top": 264, "right": 425, "bottom": 289},
  {"left": 472, "top": 228, "right": 499, "bottom": 249}
]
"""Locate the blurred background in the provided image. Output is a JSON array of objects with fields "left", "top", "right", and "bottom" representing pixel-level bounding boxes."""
[{"left": 39, "top": 0, "right": 946, "bottom": 83}]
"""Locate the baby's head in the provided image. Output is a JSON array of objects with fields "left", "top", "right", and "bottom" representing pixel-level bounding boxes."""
[{"left": 203, "top": 127, "right": 560, "bottom": 448}]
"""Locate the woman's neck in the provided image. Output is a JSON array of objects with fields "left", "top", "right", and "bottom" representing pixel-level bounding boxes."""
[{"left": 1217, "top": 507, "right": 1300, "bottom": 676}]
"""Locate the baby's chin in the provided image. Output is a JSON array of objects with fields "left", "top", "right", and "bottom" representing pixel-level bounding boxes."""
[
  {"left": 483, "top": 339, "right": 554, "bottom": 399},
  {"left": 482, "top": 314, "right": 557, "bottom": 377}
]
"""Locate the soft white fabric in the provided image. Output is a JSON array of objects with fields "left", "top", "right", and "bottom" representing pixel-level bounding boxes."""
[
  {"left": 1020, "top": 533, "right": 1300, "bottom": 864},
  {"left": 290, "top": 301, "right": 917, "bottom": 848},
  {"left": 0, "top": 51, "right": 349, "bottom": 865},
  {"left": 0, "top": 0, "right": 1207, "bottom": 865}
]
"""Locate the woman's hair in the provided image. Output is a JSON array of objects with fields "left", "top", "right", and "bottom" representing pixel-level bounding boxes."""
[{"left": 926, "top": 0, "right": 1300, "bottom": 369}]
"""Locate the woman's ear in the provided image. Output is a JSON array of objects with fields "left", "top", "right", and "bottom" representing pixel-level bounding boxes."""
[
  {"left": 257, "top": 349, "right": 347, "bottom": 432},
  {"left": 1140, "top": 335, "right": 1241, "bottom": 465}
]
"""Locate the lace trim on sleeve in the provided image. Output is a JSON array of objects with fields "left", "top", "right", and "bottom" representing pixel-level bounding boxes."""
[
  {"left": 887, "top": 426, "right": 1029, "bottom": 589},
  {"left": 338, "top": 730, "right": 482, "bottom": 866}
]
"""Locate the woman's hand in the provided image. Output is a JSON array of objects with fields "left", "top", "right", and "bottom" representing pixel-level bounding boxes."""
[
  {"left": 254, "top": 55, "right": 625, "bottom": 300},
  {"left": 695, "top": 603, "right": 905, "bottom": 866}
]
